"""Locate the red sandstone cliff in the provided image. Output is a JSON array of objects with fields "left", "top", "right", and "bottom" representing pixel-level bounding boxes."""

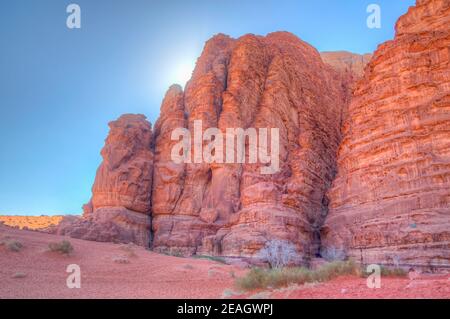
[
  {"left": 322, "top": 0, "right": 450, "bottom": 268},
  {"left": 151, "top": 32, "right": 351, "bottom": 261},
  {"left": 68, "top": 32, "right": 352, "bottom": 259},
  {"left": 60, "top": 0, "right": 449, "bottom": 269}
]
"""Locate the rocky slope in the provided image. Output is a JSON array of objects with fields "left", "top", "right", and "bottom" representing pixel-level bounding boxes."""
[{"left": 321, "top": 0, "right": 450, "bottom": 268}]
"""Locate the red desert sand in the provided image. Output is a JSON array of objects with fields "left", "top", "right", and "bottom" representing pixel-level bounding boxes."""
[{"left": 1, "top": 224, "right": 449, "bottom": 299}]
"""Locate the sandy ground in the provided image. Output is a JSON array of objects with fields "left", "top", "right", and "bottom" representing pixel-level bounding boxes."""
[
  {"left": 0, "top": 225, "right": 243, "bottom": 299},
  {"left": 1, "top": 224, "right": 449, "bottom": 299}
]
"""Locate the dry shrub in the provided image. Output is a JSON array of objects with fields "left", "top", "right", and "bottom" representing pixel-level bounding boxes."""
[
  {"left": 48, "top": 240, "right": 74, "bottom": 255},
  {"left": 113, "top": 256, "right": 130, "bottom": 264},
  {"left": 237, "top": 260, "right": 359, "bottom": 290},
  {"left": 259, "top": 240, "right": 298, "bottom": 269},
  {"left": 119, "top": 243, "right": 137, "bottom": 258},
  {"left": 0, "top": 238, "right": 23, "bottom": 252},
  {"left": 193, "top": 255, "right": 227, "bottom": 264}
]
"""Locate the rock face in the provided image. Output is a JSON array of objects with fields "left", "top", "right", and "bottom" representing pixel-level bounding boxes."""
[
  {"left": 322, "top": 0, "right": 450, "bottom": 268},
  {"left": 321, "top": 51, "right": 372, "bottom": 78},
  {"left": 65, "top": 0, "right": 448, "bottom": 269},
  {"left": 151, "top": 32, "right": 351, "bottom": 261},
  {"left": 89, "top": 114, "right": 154, "bottom": 214},
  {"left": 58, "top": 114, "right": 154, "bottom": 246}
]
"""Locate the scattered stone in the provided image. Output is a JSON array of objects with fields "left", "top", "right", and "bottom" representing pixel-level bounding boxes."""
[{"left": 12, "top": 272, "right": 27, "bottom": 279}]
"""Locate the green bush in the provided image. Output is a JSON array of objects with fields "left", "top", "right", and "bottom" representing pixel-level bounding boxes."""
[
  {"left": 236, "top": 260, "right": 359, "bottom": 290},
  {"left": 193, "top": 255, "right": 227, "bottom": 264},
  {"left": 314, "top": 260, "right": 360, "bottom": 281},
  {"left": 237, "top": 260, "right": 408, "bottom": 291},
  {"left": 160, "top": 248, "right": 185, "bottom": 257},
  {"left": 380, "top": 266, "right": 407, "bottom": 277},
  {"left": 48, "top": 240, "right": 74, "bottom": 255}
]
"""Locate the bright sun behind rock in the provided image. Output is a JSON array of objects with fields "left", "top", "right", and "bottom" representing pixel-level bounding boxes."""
[{"left": 171, "top": 62, "right": 195, "bottom": 87}]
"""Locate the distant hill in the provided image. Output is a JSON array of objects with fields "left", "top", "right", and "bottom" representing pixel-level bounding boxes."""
[{"left": 0, "top": 215, "right": 64, "bottom": 230}]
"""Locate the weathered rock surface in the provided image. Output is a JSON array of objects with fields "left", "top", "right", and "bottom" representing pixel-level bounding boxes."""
[
  {"left": 151, "top": 32, "right": 351, "bottom": 261},
  {"left": 322, "top": 0, "right": 450, "bottom": 268},
  {"left": 56, "top": 208, "right": 151, "bottom": 245},
  {"left": 321, "top": 51, "right": 372, "bottom": 78},
  {"left": 90, "top": 114, "right": 154, "bottom": 214},
  {"left": 58, "top": 114, "right": 154, "bottom": 246}
]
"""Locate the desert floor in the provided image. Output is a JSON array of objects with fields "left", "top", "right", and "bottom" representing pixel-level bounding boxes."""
[{"left": 1, "top": 224, "right": 449, "bottom": 299}]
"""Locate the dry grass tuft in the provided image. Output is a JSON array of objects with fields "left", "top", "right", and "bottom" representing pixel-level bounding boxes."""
[
  {"left": 113, "top": 256, "right": 130, "bottom": 264},
  {"left": 48, "top": 240, "right": 74, "bottom": 255},
  {"left": 236, "top": 260, "right": 407, "bottom": 291},
  {"left": 0, "top": 238, "right": 23, "bottom": 252}
]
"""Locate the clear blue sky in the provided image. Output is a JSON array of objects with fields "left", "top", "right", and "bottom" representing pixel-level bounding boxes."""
[{"left": 0, "top": 0, "right": 415, "bottom": 215}]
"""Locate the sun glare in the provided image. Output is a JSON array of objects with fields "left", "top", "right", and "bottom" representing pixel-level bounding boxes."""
[{"left": 172, "top": 62, "right": 195, "bottom": 88}]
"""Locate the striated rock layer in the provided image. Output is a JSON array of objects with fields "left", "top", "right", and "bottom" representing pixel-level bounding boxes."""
[
  {"left": 151, "top": 32, "right": 351, "bottom": 261},
  {"left": 322, "top": 0, "right": 450, "bottom": 269},
  {"left": 58, "top": 114, "right": 154, "bottom": 246}
]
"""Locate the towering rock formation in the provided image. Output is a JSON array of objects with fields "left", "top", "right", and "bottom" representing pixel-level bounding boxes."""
[
  {"left": 89, "top": 114, "right": 154, "bottom": 214},
  {"left": 322, "top": 0, "right": 450, "bottom": 268},
  {"left": 151, "top": 32, "right": 351, "bottom": 260},
  {"left": 58, "top": 114, "right": 154, "bottom": 246},
  {"left": 64, "top": 0, "right": 448, "bottom": 269},
  {"left": 57, "top": 34, "right": 351, "bottom": 257}
]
